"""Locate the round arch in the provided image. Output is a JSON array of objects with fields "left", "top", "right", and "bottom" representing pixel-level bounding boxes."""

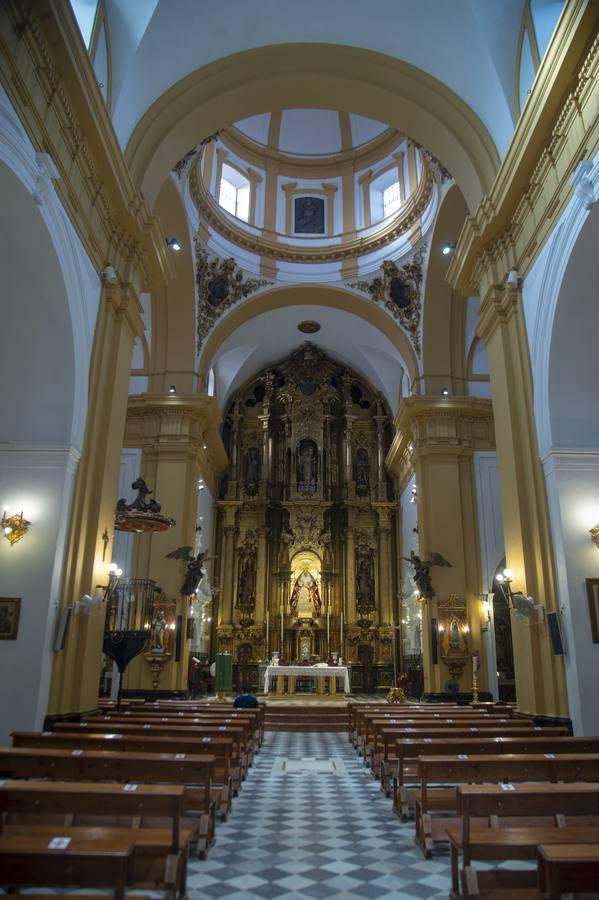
[
  {"left": 126, "top": 44, "right": 500, "bottom": 213},
  {"left": 198, "top": 283, "right": 420, "bottom": 400}
]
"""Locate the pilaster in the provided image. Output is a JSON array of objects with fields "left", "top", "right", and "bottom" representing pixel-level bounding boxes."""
[
  {"left": 48, "top": 281, "right": 145, "bottom": 715},
  {"left": 387, "top": 396, "right": 494, "bottom": 694},
  {"left": 477, "top": 283, "right": 568, "bottom": 717}
]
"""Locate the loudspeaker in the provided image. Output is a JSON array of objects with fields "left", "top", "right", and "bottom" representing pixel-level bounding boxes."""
[
  {"left": 546, "top": 611, "right": 565, "bottom": 656},
  {"left": 175, "top": 614, "right": 183, "bottom": 662},
  {"left": 431, "top": 618, "right": 439, "bottom": 664}
]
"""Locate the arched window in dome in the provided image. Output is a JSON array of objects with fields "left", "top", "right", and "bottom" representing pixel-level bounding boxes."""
[
  {"left": 219, "top": 163, "right": 250, "bottom": 222},
  {"left": 383, "top": 181, "right": 401, "bottom": 218},
  {"left": 369, "top": 163, "right": 405, "bottom": 224}
]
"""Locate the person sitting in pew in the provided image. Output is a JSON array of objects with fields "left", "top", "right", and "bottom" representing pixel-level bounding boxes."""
[{"left": 234, "top": 684, "right": 258, "bottom": 709}]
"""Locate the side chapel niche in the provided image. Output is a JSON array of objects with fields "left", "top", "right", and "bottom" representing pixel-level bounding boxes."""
[{"left": 213, "top": 342, "right": 398, "bottom": 684}]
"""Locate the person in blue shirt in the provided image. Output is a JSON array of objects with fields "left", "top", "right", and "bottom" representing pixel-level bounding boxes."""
[{"left": 233, "top": 684, "right": 259, "bottom": 708}]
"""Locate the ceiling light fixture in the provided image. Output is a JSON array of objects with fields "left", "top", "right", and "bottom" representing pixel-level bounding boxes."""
[
  {"left": 441, "top": 387, "right": 450, "bottom": 396},
  {"left": 441, "top": 242, "right": 456, "bottom": 256},
  {"left": 166, "top": 238, "right": 182, "bottom": 252},
  {"left": 168, "top": 385, "right": 177, "bottom": 394}
]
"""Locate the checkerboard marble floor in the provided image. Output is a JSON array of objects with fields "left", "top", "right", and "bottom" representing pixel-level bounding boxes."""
[{"left": 188, "top": 731, "right": 453, "bottom": 899}]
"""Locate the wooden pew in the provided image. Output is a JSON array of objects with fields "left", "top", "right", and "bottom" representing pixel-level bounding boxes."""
[
  {"left": 0, "top": 833, "right": 135, "bottom": 899},
  {"left": 391, "top": 736, "right": 599, "bottom": 817},
  {"left": 446, "top": 783, "right": 599, "bottom": 898},
  {"left": 415, "top": 753, "right": 599, "bottom": 858},
  {"left": 353, "top": 706, "right": 514, "bottom": 755},
  {"left": 537, "top": 843, "right": 599, "bottom": 899},
  {"left": 103, "top": 700, "right": 266, "bottom": 739},
  {"left": 98, "top": 708, "right": 263, "bottom": 748},
  {"left": 390, "top": 735, "right": 587, "bottom": 808},
  {"left": 0, "top": 746, "right": 216, "bottom": 858},
  {"left": 351, "top": 704, "right": 500, "bottom": 750},
  {"left": 0, "top": 780, "right": 190, "bottom": 899},
  {"left": 368, "top": 717, "right": 533, "bottom": 774},
  {"left": 53, "top": 720, "right": 247, "bottom": 792},
  {"left": 85, "top": 714, "right": 257, "bottom": 770},
  {"left": 12, "top": 731, "right": 234, "bottom": 820}
]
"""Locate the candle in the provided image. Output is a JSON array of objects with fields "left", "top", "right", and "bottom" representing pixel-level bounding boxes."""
[
  {"left": 327, "top": 605, "right": 330, "bottom": 655},
  {"left": 340, "top": 609, "right": 344, "bottom": 651},
  {"left": 280, "top": 604, "right": 284, "bottom": 654},
  {"left": 472, "top": 654, "right": 478, "bottom": 676},
  {"left": 265, "top": 609, "right": 269, "bottom": 659}
]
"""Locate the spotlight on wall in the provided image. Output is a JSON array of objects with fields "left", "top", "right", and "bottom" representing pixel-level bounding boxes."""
[
  {"left": 2, "top": 507, "right": 31, "bottom": 546},
  {"left": 441, "top": 242, "right": 456, "bottom": 256},
  {"left": 166, "top": 238, "right": 182, "bottom": 252},
  {"left": 168, "top": 385, "right": 177, "bottom": 394},
  {"left": 441, "top": 387, "right": 450, "bottom": 396}
]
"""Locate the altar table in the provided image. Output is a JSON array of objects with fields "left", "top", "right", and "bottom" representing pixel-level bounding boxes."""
[{"left": 264, "top": 665, "right": 350, "bottom": 695}]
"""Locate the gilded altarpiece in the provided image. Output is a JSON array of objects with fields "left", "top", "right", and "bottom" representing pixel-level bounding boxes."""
[{"left": 213, "top": 343, "right": 398, "bottom": 688}]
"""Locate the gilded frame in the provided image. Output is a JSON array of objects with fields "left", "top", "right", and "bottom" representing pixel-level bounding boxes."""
[
  {"left": 0, "top": 597, "right": 21, "bottom": 640},
  {"left": 585, "top": 578, "right": 599, "bottom": 644}
]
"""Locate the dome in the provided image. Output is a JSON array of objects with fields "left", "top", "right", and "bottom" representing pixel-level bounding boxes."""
[{"left": 232, "top": 110, "right": 390, "bottom": 158}]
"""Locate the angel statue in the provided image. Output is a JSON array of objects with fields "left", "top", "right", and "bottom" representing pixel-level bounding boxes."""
[
  {"left": 166, "top": 545, "right": 213, "bottom": 596},
  {"left": 401, "top": 549, "right": 452, "bottom": 600}
]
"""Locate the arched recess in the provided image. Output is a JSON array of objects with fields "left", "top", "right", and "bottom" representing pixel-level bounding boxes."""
[
  {"left": 126, "top": 44, "right": 500, "bottom": 214},
  {"left": 198, "top": 284, "right": 419, "bottom": 406},
  {"left": 0, "top": 87, "right": 99, "bottom": 743},
  {"left": 420, "top": 183, "right": 470, "bottom": 395},
  {"left": 149, "top": 176, "right": 197, "bottom": 394},
  {"left": 536, "top": 197, "right": 599, "bottom": 736},
  {"left": 0, "top": 163, "right": 80, "bottom": 742}
]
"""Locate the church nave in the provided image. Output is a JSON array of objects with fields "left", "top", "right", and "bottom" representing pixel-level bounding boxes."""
[{"left": 188, "top": 731, "right": 452, "bottom": 900}]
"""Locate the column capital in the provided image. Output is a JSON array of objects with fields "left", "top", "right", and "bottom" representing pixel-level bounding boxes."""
[
  {"left": 103, "top": 282, "right": 146, "bottom": 340},
  {"left": 124, "top": 393, "right": 228, "bottom": 493},
  {"left": 476, "top": 283, "right": 521, "bottom": 345},
  {"left": 386, "top": 395, "right": 495, "bottom": 476}
]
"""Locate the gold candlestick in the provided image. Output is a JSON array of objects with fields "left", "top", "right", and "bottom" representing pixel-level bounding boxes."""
[{"left": 471, "top": 655, "right": 480, "bottom": 705}]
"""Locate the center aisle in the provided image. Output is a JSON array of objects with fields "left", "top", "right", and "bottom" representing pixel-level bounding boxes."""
[{"left": 188, "top": 731, "right": 452, "bottom": 899}]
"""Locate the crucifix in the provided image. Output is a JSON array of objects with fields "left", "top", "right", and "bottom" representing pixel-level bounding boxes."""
[{"left": 101, "top": 528, "right": 110, "bottom": 562}]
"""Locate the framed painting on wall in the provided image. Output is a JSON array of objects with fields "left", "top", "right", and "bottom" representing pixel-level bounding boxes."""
[
  {"left": 586, "top": 578, "right": 599, "bottom": 643},
  {"left": 0, "top": 597, "right": 21, "bottom": 640}
]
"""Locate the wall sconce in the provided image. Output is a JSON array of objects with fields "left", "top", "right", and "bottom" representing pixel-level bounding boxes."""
[
  {"left": 480, "top": 593, "right": 491, "bottom": 632},
  {"left": 495, "top": 568, "right": 514, "bottom": 603},
  {"left": 2, "top": 508, "right": 31, "bottom": 546},
  {"left": 590, "top": 523, "right": 599, "bottom": 549}
]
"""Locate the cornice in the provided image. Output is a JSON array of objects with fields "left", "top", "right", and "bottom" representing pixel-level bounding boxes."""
[
  {"left": 448, "top": 0, "right": 599, "bottom": 298},
  {"left": 386, "top": 395, "right": 495, "bottom": 476},
  {"left": 124, "top": 394, "right": 228, "bottom": 486},
  {"left": 0, "top": 0, "right": 173, "bottom": 292},
  {"left": 221, "top": 124, "right": 404, "bottom": 176},
  {"left": 190, "top": 153, "right": 434, "bottom": 263},
  {"left": 476, "top": 284, "right": 520, "bottom": 344}
]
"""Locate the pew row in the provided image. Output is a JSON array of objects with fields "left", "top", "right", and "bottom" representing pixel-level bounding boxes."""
[
  {"left": 0, "top": 780, "right": 189, "bottom": 899},
  {"left": 0, "top": 745, "right": 216, "bottom": 857},
  {"left": 12, "top": 731, "right": 234, "bottom": 820},
  {"left": 446, "top": 782, "right": 599, "bottom": 898}
]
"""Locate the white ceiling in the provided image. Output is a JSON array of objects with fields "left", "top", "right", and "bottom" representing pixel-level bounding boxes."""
[
  {"left": 209, "top": 304, "right": 406, "bottom": 413},
  {"left": 234, "top": 110, "right": 388, "bottom": 156},
  {"left": 109, "top": 0, "right": 528, "bottom": 156}
]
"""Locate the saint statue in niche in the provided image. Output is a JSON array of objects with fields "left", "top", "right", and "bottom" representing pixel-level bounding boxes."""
[
  {"left": 294, "top": 196, "right": 325, "bottom": 234},
  {"left": 238, "top": 554, "right": 257, "bottom": 614},
  {"left": 356, "top": 556, "right": 375, "bottom": 612},
  {"left": 151, "top": 609, "right": 167, "bottom": 652},
  {"left": 244, "top": 447, "right": 260, "bottom": 495},
  {"left": 354, "top": 448, "right": 370, "bottom": 495},
  {"left": 297, "top": 439, "right": 318, "bottom": 493},
  {"left": 290, "top": 567, "right": 322, "bottom": 614}
]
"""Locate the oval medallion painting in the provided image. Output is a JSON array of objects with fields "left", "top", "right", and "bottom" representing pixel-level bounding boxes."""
[{"left": 298, "top": 321, "right": 321, "bottom": 334}]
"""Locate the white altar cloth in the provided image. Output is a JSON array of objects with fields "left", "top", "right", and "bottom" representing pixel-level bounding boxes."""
[{"left": 264, "top": 664, "right": 350, "bottom": 694}]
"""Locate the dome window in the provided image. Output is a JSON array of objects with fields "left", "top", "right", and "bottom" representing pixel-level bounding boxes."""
[
  {"left": 383, "top": 181, "right": 401, "bottom": 218},
  {"left": 219, "top": 164, "right": 250, "bottom": 222}
]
